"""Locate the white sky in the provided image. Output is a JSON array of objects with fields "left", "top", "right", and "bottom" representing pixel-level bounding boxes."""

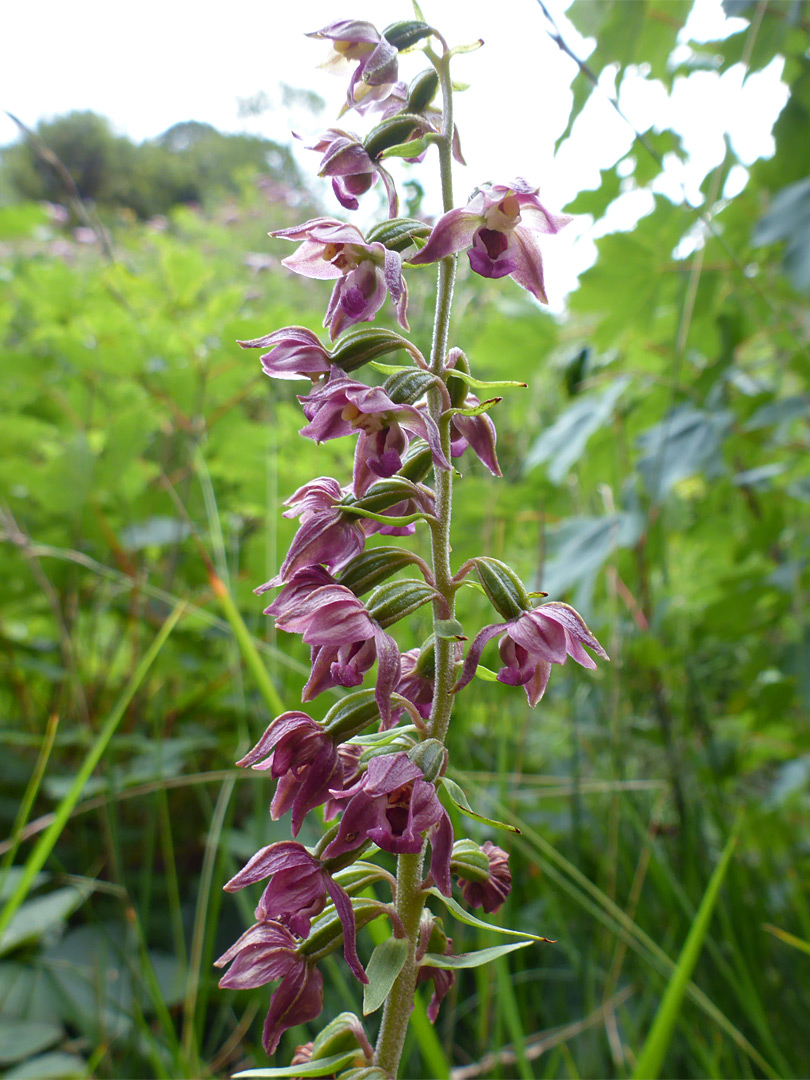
[{"left": 1, "top": 0, "right": 789, "bottom": 302}]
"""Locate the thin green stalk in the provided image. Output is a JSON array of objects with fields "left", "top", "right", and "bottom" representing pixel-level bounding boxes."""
[
  {"left": 0, "top": 602, "right": 185, "bottom": 941},
  {"left": 375, "top": 44, "right": 457, "bottom": 1079}
]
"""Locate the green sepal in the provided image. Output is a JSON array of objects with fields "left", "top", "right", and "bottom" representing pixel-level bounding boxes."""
[
  {"left": 322, "top": 689, "right": 381, "bottom": 739},
  {"left": 364, "top": 114, "right": 426, "bottom": 160},
  {"left": 445, "top": 397, "right": 502, "bottom": 419},
  {"left": 473, "top": 557, "right": 531, "bottom": 621},
  {"left": 442, "top": 368, "right": 528, "bottom": 391},
  {"left": 449, "top": 838, "right": 490, "bottom": 881},
  {"left": 384, "top": 368, "right": 436, "bottom": 405},
  {"left": 303, "top": 898, "right": 383, "bottom": 958},
  {"left": 363, "top": 937, "right": 408, "bottom": 1015},
  {"left": 349, "top": 723, "right": 419, "bottom": 747},
  {"left": 337, "top": 546, "right": 429, "bottom": 597},
  {"left": 330, "top": 327, "right": 412, "bottom": 372},
  {"left": 366, "top": 216, "right": 432, "bottom": 252},
  {"left": 366, "top": 578, "right": 438, "bottom": 628},
  {"left": 310, "top": 1012, "right": 371, "bottom": 1066},
  {"left": 424, "top": 887, "right": 555, "bottom": 942},
  {"left": 434, "top": 618, "right": 465, "bottom": 640},
  {"left": 423, "top": 939, "right": 533, "bottom": 969},
  {"left": 233, "top": 1051, "right": 361, "bottom": 1078},
  {"left": 441, "top": 776, "right": 520, "bottom": 833},
  {"left": 407, "top": 68, "right": 439, "bottom": 111},
  {"left": 382, "top": 19, "right": 434, "bottom": 50}
]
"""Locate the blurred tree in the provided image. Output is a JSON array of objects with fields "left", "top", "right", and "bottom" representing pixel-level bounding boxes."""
[{"left": 0, "top": 111, "right": 303, "bottom": 218}]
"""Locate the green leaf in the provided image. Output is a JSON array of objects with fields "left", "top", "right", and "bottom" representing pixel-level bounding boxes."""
[
  {"left": 340, "top": 506, "right": 432, "bottom": 527},
  {"left": 0, "top": 885, "right": 89, "bottom": 957},
  {"left": 441, "top": 777, "right": 520, "bottom": 833},
  {"left": 233, "top": 1051, "right": 362, "bottom": 1078},
  {"left": 636, "top": 405, "right": 732, "bottom": 502},
  {"left": 2, "top": 1051, "right": 88, "bottom": 1078},
  {"left": 542, "top": 513, "right": 644, "bottom": 596},
  {"left": 0, "top": 1018, "right": 63, "bottom": 1066},
  {"left": 363, "top": 937, "right": 408, "bottom": 1015},
  {"left": 380, "top": 135, "right": 435, "bottom": 159},
  {"left": 472, "top": 663, "right": 499, "bottom": 682},
  {"left": 422, "top": 940, "right": 532, "bottom": 969},
  {"left": 424, "top": 888, "right": 553, "bottom": 942},
  {"left": 444, "top": 368, "right": 527, "bottom": 391},
  {"left": 446, "top": 397, "right": 502, "bottom": 419}
]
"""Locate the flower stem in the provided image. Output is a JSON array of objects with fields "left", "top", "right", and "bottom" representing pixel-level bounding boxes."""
[{"left": 374, "top": 48, "right": 458, "bottom": 1079}]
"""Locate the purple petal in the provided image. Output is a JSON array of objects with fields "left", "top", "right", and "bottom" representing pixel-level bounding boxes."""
[
  {"left": 430, "top": 810, "right": 454, "bottom": 897},
  {"left": 453, "top": 621, "right": 510, "bottom": 694},
  {"left": 224, "top": 842, "right": 316, "bottom": 891},
  {"left": 373, "top": 627, "right": 402, "bottom": 729},
  {"left": 323, "top": 876, "right": 368, "bottom": 983},
  {"left": 408, "top": 208, "right": 481, "bottom": 265},
  {"left": 262, "top": 964, "right": 323, "bottom": 1055}
]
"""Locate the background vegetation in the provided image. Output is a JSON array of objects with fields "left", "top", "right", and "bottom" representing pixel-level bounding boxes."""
[{"left": 1, "top": 1, "right": 809, "bottom": 1077}]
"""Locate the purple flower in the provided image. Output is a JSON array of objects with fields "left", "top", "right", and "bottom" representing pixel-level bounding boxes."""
[
  {"left": 456, "top": 841, "right": 512, "bottom": 914},
  {"left": 308, "top": 128, "right": 397, "bottom": 216},
  {"left": 454, "top": 601, "right": 609, "bottom": 707},
  {"left": 274, "top": 478, "right": 367, "bottom": 583},
  {"left": 271, "top": 217, "right": 408, "bottom": 340},
  {"left": 307, "top": 20, "right": 399, "bottom": 108},
  {"left": 449, "top": 394, "right": 501, "bottom": 477},
  {"left": 298, "top": 367, "right": 449, "bottom": 495},
  {"left": 275, "top": 582, "right": 401, "bottom": 726},
  {"left": 323, "top": 753, "right": 453, "bottom": 895},
  {"left": 409, "top": 180, "right": 572, "bottom": 303},
  {"left": 238, "top": 326, "right": 332, "bottom": 382},
  {"left": 214, "top": 919, "right": 323, "bottom": 1054},
  {"left": 396, "top": 648, "right": 434, "bottom": 720},
  {"left": 224, "top": 841, "right": 366, "bottom": 983},
  {"left": 236, "top": 713, "right": 342, "bottom": 837},
  {"left": 416, "top": 933, "right": 455, "bottom": 1023}
]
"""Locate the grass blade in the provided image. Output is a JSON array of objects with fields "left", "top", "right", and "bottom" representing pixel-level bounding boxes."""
[
  {"left": 0, "top": 601, "right": 185, "bottom": 942},
  {"left": 632, "top": 824, "right": 739, "bottom": 1080}
]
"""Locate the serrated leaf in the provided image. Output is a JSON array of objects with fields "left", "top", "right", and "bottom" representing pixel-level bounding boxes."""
[
  {"left": 441, "top": 777, "right": 520, "bottom": 833},
  {"left": 363, "top": 937, "right": 408, "bottom": 1015},
  {"left": 424, "top": 887, "right": 553, "bottom": 942},
  {"left": 422, "top": 940, "right": 533, "bottom": 969},
  {"left": 234, "top": 1051, "right": 362, "bottom": 1078}
]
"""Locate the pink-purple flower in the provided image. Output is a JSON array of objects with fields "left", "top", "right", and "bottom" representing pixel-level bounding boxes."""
[
  {"left": 454, "top": 601, "right": 609, "bottom": 706},
  {"left": 238, "top": 326, "right": 332, "bottom": 382},
  {"left": 323, "top": 752, "right": 453, "bottom": 895},
  {"left": 272, "top": 218, "right": 408, "bottom": 339},
  {"left": 456, "top": 841, "right": 512, "bottom": 914},
  {"left": 307, "top": 128, "right": 398, "bottom": 216},
  {"left": 224, "top": 841, "right": 366, "bottom": 983},
  {"left": 409, "top": 180, "right": 572, "bottom": 302},
  {"left": 236, "top": 713, "right": 342, "bottom": 837},
  {"left": 307, "top": 20, "right": 399, "bottom": 108},
  {"left": 274, "top": 478, "right": 366, "bottom": 583},
  {"left": 298, "top": 367, "right": 450, "bottom": 495},
  {"left": 214, "top": 919, "right": 323, "bottom": 1054}
]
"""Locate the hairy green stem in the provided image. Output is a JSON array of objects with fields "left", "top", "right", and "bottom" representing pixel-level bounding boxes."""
[{"left": 374, "top": 48, "right": 457, "bottom": 1078}]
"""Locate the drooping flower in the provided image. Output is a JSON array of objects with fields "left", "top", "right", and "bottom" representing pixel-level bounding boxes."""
[
  {"left": 298, "top": 367, "right": 449, "bottom": 495},
  {"left": 264, "top": 579, "right": 401, "bottom": 726},
  {"left": 274, "top": 478, "right": 367, "bottom": 583},
  {"left": 224, "top": 841, "right": 366, "bottom": 983},
  {"left": 454, "top": 840, "right": 512, "bottom": 914},
  {"left": 409, "top": 180, "right": 572, "bottom": 302},
  {"left": 454, "top": 601, "right": 609, "bottom": 706},
  {"left": 323, "top": 752, "right": 453, "bottom": 895},
  {"left": 307, "top": 128, "right": 397, "bottom": 216},
  {"left": 238, "top": 326, "right": 332, "bottom": 382},
  {"left": 415, "top": 917, "right": 455, "bottom": 1022},
  {"left": 214, "top": 919, "right": 323, "bottom": 1054},
  {"left": 307, "top": 20, "right": 399, "bottom": 108},
  {"left": 236, "top": 713, "right": 342, "bottom": 837},
  {"left": 271, "top": 218, "right": 408, "bottom": 339},
  {"left": 396, "top": 647, "right": 434, "bottom": 720}
]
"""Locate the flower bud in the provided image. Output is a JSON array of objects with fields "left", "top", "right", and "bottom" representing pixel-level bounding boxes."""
[
  {"left": 366, "top": 217, "right": 432, "bottom": 253},
  {"left": 446, "top": 350, "right": 471, "bottom": 408},
  {"left": 397, "top": 439, "right": 433, "bottom": 483},
  {"left": 366, "top": 578, "right": 437, "bottom": 628},
  {"left": 449, "top": 838, "right": 491, "bottom": 882},
  {"left": 364, "top": 113, "right": 427, "bottom": 160},
  {"left": 330, "top": 326, "right": 412, "bottom": 373},
  {"left": 473, "top": 556, "right": 531, "bottom": 620},
  {"left": 383, "top": 19, "right": 433, "bottom": 50},
  {"left": 383, "top": 368, "right": 435, "bottom": 405},
  {"left": 337, "top": 546, "right": 427, "bottom": 597},
  {"left": 407, "top": 69, "right": 440, "bottom": 112},
  {"left": 310, "top": 1011, "right": 373, "bottom": 1065},
  {"left": 408, "top": 738, "right": 447, "bottom": 782},
  {"left": 322, "top": 689, "right": 381, "bottom": 739}
]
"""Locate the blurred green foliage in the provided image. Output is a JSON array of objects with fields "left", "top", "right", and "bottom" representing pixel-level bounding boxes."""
[{"left": 1, "top": 2, "right": 810, "bottom": 1077}]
